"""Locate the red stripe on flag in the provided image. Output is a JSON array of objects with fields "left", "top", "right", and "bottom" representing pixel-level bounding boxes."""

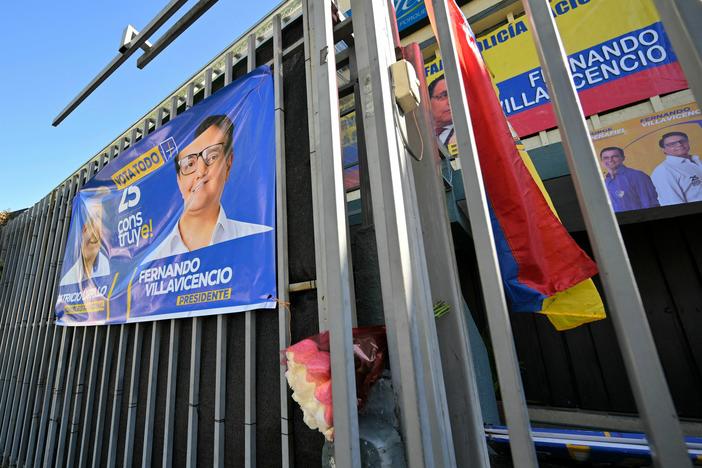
[{"left": 427, "top": 0, "right": 598, "bottom": 298}]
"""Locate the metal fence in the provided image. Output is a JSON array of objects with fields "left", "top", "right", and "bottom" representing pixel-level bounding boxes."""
[{"left": 1, "top": 0, "right": 700, "bottom": 467}]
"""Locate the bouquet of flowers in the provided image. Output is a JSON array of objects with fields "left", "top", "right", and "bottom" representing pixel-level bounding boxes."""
[{"left": 283, "top": 326, "right": 387, "bottom": 441}]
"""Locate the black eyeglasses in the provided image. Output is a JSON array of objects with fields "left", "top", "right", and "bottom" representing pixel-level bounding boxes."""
[
  {"left": 663, "top": 139, "right": 688, "bottom": 148},
  {"left": 177, "top": 142, "right": 227, "bottom": 175},
  {"left": 431, "top": 90, "right": 449, "bottom": 101}
]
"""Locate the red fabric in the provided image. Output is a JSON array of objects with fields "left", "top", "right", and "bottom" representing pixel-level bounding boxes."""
[{"left": 426, "top": 0, "right": 598, "bottom": 296}]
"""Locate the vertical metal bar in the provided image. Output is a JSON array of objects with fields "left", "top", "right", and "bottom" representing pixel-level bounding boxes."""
[
  {"left": 141, "top": 107, "right": 170, "bottom": 468},
  {"left": 213, "top": 60, "right": 227, "bottom": 468},
  {"left": 652, "top": 0, "right": 702, "bottom": 107},
  {"left": 140, "top": 322, "right": 160, "bottom": 468},
  {"left": 307, "top": 1, "right": 361, "bottom": 466},
  {"left": 36, "top": 167, "right": 85, "bottom": 467},
  {"left": 76, "top": 154, "right": 112, "bottom": 468},
  {"left": 403, "top": 43, "right": 491, "bottom": 467},
  {"left": 89, "top": 149, "right": 120, "bottom": 467},
  {"left": 520, "top": 1, "right": 691, "bottom": 466},
  {"left": 185, "top": 77, "right": 202, "bottom": 468},
  {"left": 244, "top": 33, "right": 258, "bottom": 468},
  {"left": 162, "top": 91, "right": 185, "bottom": 468},
  {"left": 352, "top": 1, "right": 457, "bottom": 466},
  {"left": 430, "top": 1, "right": 539, "bottom": 466},
  {"left": 124, "top": 109, "right": 162, "bottom": 468},
  {"left": 24, "top": 181, "right": 71, "bottom": 468},
  {"left": 272, "top": 15, "right": 292, "bottom": 468},
  {"left": 45, "top": 160, "right": 98, "bottom": 467},
  {"left": 162, "top": 319, "right": 180, "bottom": 468},
  {"left": 302, "top": 0, "right": 329, "bottom": 332},
  {"left": 106, "top": 325, "right": 128, "bottom": 468},
  {"left": 58, "top": 148, "right": 114, "bottom": 468}
]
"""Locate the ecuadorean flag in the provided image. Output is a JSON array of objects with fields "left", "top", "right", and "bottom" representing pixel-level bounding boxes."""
[{"left": 425, "top": 0, "right": 606, "bottom": 330}]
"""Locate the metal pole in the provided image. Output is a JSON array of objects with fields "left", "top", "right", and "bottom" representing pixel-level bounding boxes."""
[
  {"left": 430, "top": 0, "right": 540, "bottom": 466},
  {"left": 520, "top": 1, "right": 691, "bottom": 466},
  {"left": 76, "top": 154, "right": 111, "bottom": 468},
  {"left": 213, "top": 58, "right": 230, "bottom": 468},
  {"left": 303, "top": 0, "right": 329, "bottom": 332},
  {"left": 352, "top": 1, "right": 458, "bottom": 466},
  {"left": 403, "top": 42, "right": 492, "bottom": 467},
  {"left": 44, "top": 160, "right": 98, "bottom": 467},
  {"left": 307, "top": 0, "right": 361, "bottom": 466},
  {"left": 124, "top": 110, "right": 162, "bottom": 468},
  {"left": 272, "top": 14, "right": 293, "bottom": 468},
  {"left": 244, "top": 33, "right": 258, "bottom": 468},
  {"left": 163, "top": 87, "right": 188, "bottom": 468},
  {"left": 652, "top": 0, "right": 702, "bottom": 108},
  {"left": 185, "top": 77, "right": 202, "bottom": 468}
]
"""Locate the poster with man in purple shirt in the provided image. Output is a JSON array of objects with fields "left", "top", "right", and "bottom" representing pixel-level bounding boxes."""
[{"left": 600, "top": 146, "right": 660, "bottom": 212}]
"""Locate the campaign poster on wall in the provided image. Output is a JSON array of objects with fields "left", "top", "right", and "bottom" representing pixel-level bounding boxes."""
[
  {"left": 476, "top": 0, "right": 688, "bottom": 137},
  {"left": 591, "top": 102, "right": 702, "bottom": 212},
  {"left": 55, "top": 67, "right": 276, "bottom": 326}
]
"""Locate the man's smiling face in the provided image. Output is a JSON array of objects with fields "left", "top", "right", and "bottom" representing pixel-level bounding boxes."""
[
  {"left": 662, "top": 135, "right": 691, "bottom": 158},
  {"left": 176, "top": 125, "right": 232, "bottom": 215}
]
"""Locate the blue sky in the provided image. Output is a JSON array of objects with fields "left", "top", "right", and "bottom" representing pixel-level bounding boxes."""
[{"left": 0, "top": 0, "right": 280, "bottom": 211}]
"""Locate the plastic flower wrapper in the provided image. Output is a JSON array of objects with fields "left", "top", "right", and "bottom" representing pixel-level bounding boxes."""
[{"left": 283, "top": 326, "right": 387, "bottom": 442}]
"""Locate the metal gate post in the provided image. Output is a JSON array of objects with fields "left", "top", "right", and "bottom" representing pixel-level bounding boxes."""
[
  {"left": 351, "top": 1, "right": 457, "bottom": 466},
  {"left": 303, "top": 0, "right": 329, "bottom": 332},
  {"left": 306, "top": 0, "right": 361, "bottom": 466},
  {"left": 243, "top": 36, "right": 257, "bottom": 468},
  {"left": 430, "top": 0, "right": 540, "bottom": 466},
  {"left": 520, "top": 1, "right": 691, "bottom": 466},
  {"left": 272, "top": 14, "right": 294, "bottom": 468}
]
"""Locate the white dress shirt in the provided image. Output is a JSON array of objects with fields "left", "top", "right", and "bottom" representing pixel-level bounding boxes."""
[
  {"left": 142, "top": 205, "right": 272, "bottom": 263},
  {"left": 651, "top": 154, "right": 702, "bottom": 206},
  {"left": 59, "top": 251, "right": 111, "bottom": 286}
]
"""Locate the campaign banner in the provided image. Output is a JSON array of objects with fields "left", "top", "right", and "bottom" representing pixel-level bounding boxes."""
[
  {"left": 477, "top": 0, "right": 687, "bottom": 136},
  {"left": 591, "top": 102, "right": 702, "bottom": 212},
  {"left": 395, "top": 0, "right": 428, "bottom": 31},
  {"left": 55, "top": 67, "right": 276, "bottom": 326}
]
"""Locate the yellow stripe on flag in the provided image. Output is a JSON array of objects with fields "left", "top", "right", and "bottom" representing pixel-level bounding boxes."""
[{"left": 516, "top": 138, "right": 605, "bottom": 330}]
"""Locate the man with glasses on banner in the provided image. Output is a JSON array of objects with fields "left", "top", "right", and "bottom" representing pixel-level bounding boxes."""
[
  {"left": 143, "top": 114, "right": 271, "bottom": 263},
  {"left": 651, "top": 131, "right": 702, "bottom": 206}
]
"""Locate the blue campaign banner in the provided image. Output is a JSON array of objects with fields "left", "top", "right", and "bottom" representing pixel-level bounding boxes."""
[
  {"left": 346, "top": 0, "right": 428, "bottom": 32},
  {"left": 395, "top": 0, "right": 427, "bottom": 31},
  {"left": 55, "top": 67, "right": 276, "bottom": 326}
]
